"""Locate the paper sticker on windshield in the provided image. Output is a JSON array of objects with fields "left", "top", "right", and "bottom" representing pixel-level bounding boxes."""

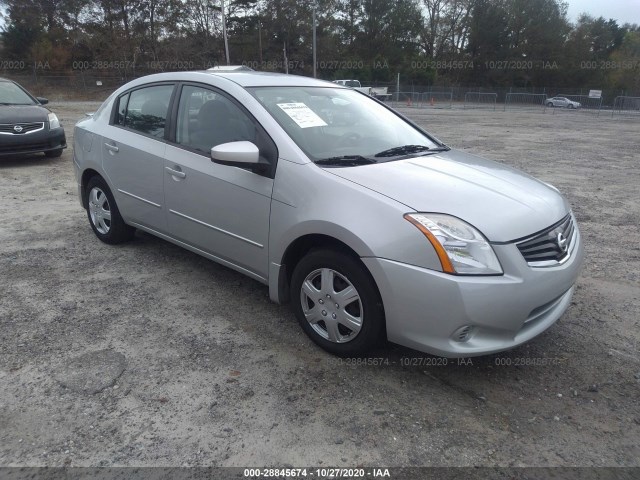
[{"left": 277, "top": 103, "right": 327, "bottom": 128}]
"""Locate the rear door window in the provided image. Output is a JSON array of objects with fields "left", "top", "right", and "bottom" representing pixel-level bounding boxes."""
[{"left": 119, "top": 85, "right": 174, "bottom": 138}]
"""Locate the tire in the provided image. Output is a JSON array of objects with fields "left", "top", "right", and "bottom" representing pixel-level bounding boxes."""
[
  {"left": 85, "top": 176, "right": 135, "bottom": 244},
  {"left": 45, "top": 149, "right": 63, "bottom": 158},
  {"left": 546, "top": 102, "right": 553, "bottom": 107},
  {"left": 290, "top": 248, "right": 385, "bottom": 356},
  {"left": 568, "top": 104, "right": 575, "bottom": 109}
]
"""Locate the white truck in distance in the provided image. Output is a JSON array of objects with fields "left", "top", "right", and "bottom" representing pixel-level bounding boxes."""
[{"left": 333, "top": 79, "right": 391, "bottom": 100}]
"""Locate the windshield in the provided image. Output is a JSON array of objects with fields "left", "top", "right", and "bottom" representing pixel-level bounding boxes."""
[
  {"left": 250, "top": 86, "right": 442, "bottom": 164},
  {"left": 0, "top": 82, "right": 37, "bottom": 105}
]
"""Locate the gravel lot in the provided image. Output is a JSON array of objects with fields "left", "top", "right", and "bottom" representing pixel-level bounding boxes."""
[{"left": 0, "top": 102, "right": 639, "bottom": 468}]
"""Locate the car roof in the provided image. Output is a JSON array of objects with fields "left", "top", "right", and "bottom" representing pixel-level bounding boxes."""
[
  {"left": 109, "top": 71, "right": 349, "bottom": 99},
  {"left": 202, "top": 71, "right": 338, "bottom": 88},
  {"left": 207, "top": 65, "right": 254, "bottom": 71}
]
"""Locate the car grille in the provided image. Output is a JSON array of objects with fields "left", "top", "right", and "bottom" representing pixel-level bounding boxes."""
[
  {"left": 0, "top": 122, "right": 45, "bottom": 135},
  {"left": 516, "top": 214, "right": 576, "bottom": 267}
]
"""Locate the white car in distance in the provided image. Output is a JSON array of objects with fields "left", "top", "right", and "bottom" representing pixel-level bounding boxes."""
[{"left": 546, "top": 96, "right": 581, "bottom": 108}]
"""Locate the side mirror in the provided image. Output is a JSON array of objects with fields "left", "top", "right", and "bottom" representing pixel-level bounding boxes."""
[
  {"left": 211, "top": 141, "right": 260, "bottom": 166},
  {"left": 36, "top": 97, "right": 49, "bottom": 105}
]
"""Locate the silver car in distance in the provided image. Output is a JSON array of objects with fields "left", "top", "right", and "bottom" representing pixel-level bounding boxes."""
[{"left": 73, "top": 71, "right": 584, "bottom": 357}]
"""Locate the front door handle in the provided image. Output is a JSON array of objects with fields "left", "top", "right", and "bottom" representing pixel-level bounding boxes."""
[
  {"left": 104, "top": 143, "right": 119, "bottom": 153},
  {"left": 165, "top": 166, "right": 186, "bottom": 179}
]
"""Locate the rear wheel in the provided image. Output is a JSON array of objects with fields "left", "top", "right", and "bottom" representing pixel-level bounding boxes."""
[
  {"left": 290, "top": 249, "right": 385, "bottom": 356},
  {"left": 85, "top": 176, "right": 135, "bottom": 244},
  {"left": 546, "top": 102, "right": 553, "bottom": 107},
  {"left": 568, "top": 104, "right": 575, "bottom": 109}
]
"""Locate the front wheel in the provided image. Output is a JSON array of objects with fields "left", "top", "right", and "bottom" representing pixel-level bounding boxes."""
[
  {"left": 290, "top": 249, "right": 385, "bottom": 356},
  {"left": 568, "top": 104, "right": 575, "bottom": 109},
  {"left": 85, "top": 176, "right": 135, "bottom": 244},
  {"left": 546, "top": 102, "right": 553, "bottom": 107}
]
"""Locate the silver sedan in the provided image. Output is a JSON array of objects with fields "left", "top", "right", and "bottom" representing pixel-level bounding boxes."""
[
  {"left": 73, "top": 71, "right": 584, "bottom": 357},
  {"left": 546, "top": 96, "right": 581, "bottom": 108}
]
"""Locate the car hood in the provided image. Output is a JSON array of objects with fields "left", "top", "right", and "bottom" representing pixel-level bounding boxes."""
[
  {"left": 325, "top": 149, "right": 569, "bottom": 242},
  {"left": 0, "top": 105, "right": 49, "bottom": 123}
]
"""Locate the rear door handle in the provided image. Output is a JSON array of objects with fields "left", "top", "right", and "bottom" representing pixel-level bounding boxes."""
[
  {"left": 165, "top": 166, "right": 186, "bottom": 179},
  {"left": 104, "top": 143, "right": 119, "bottom": 153}
]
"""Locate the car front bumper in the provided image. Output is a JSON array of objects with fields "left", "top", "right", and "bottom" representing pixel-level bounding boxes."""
[
  {"left": 0, "top": 127, "right": 67, "bottom": 157},
  {"left": 362, "top": 227, "right": 584, "bottom": 357}
]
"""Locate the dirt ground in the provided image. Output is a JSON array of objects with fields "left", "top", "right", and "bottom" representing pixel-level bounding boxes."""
[{"left": 0, "top": 102, "right": 638, "bottom": 469}]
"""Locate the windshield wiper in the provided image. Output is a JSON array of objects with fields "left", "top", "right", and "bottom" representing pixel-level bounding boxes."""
[
  {"left": 374, "top": 144, "right": 446, "bottom": 158},
  {"left": 315, "top": 155, "right": 377, "bottom": 167}
]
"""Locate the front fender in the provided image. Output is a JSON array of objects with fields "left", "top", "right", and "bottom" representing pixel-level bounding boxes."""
[{"left": 267, "top": 160, "right": 445, "bottom": 302}]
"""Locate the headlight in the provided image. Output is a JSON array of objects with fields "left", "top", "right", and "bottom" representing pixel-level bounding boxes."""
[
  {"left": 404, "top": 213, "right": 503, "bottom": 275},
  {"left": 48, "top": 112, "right": 60, "bottom": 130}
]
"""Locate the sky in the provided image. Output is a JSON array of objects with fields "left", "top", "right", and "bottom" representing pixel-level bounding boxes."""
[{"left": 567, "top": 0, "right": 640, "bottom": 25}]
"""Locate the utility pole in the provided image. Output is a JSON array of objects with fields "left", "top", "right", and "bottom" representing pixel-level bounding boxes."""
[
  {"left": 312, "top": 2, "right": 317, "bottom": 78},
  {"left": 221, "top": 0, "right": 230, "bottom": 65},
  {"left": 258, "top": 20, "right": 263, "bottom": 65},
  {"left": 283, "top": 42, "right": 289, "bottom": 74}
]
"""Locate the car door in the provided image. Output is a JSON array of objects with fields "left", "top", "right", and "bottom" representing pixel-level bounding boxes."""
[
  {"left": 101, "top": 83, "right": 175, "bottom": 232},
  {"left": 163, "top": 84, "right": 277, "bottom": 280}
]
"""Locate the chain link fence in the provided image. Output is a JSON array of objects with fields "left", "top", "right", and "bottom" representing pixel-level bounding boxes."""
[
  {"left": 387, "top": 90, "right": 453, "bottom": 109},
  {"left": 463, "top": 92, "right": 498, "bottom": 110},
  {"left": 2, "top": 72, "right": 139, "bottom": 101},
  {"left": 612, "top": 96, "right": 640, "bottom": 116},
  {"left": 504, "top": 93, "right": 547, "bottom": 111},
  {"left": 376, "top": 84, "right": 639, "bottom": 119}
]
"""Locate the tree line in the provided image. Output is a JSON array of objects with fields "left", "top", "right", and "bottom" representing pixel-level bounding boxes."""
[{"left": 1, "top": 0, "right": 639, "bottom": 91}]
